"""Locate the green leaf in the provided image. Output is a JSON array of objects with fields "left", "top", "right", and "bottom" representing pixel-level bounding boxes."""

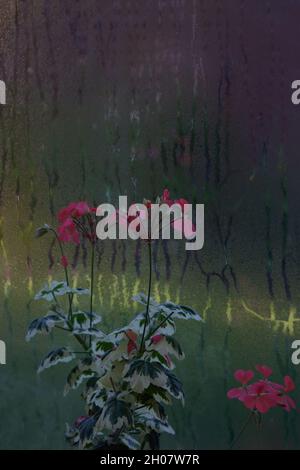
[
  {"left": 26, "top": 310, "right": 66, "bottom": 341},
  {"left": 38, "top": 347, "right": 75, "bottom": 373},
  {"left": 96, "top": 396, "right": 133, "bottom": 432}
]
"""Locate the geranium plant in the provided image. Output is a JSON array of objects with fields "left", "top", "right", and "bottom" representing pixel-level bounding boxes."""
[
  {"left": 227, "top": 365, "right": 297, "bottom": 448},
  {"left": 26, "top": 193, "right": 202, "bottom": 450}
]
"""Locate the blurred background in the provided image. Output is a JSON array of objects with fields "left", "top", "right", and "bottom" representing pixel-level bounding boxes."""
[{"left": 0, "top": 0, "right": 300, "bottom": 449}]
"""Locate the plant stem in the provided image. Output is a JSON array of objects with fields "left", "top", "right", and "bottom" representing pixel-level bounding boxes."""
[
  {"left": 54, "top": 324, "right": 88, "bottom": 351},
  {"left": 147, "top": 311, "right": 174, "bottom": 339},
  {"left": 230, "top": 411, "right": 253, "bottom": 449},
  {"left": 50, "top": 228, "right": 73, "bottom": 320},
  {"left": 89, "top": 242, "right": 95, "bottom": 347},
  {"left": 140, "top": 241, "right": 152, "bottom": 353}
]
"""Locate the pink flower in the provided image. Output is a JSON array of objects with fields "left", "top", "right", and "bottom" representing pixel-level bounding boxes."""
[
  {"left": 243, "top": 381, "right": 278, "bottom": 413},
  {"left": 161, "top": 189, "right": 172, "bottom": 206},
  {"left": 234, "top": 369, "right": 254, "bottom": 385},
  {"left": 277, "top": 394, "right": 296, "bottom": 412},
  {"left": 57, "top": 201, "right": 96, "bottom": 244},
  {"left": 256, "top": 364, "right": 273, "bottom": 379},
  {"left": 58, "top": 201, "right": 90, "bottom": 223},
  {"left": 283, "top": 375, "right": 295, "bottom": 393},
  {"left": 228, "top": 366, "right": 297, "bottom": 415},
  {"left": 58, "top": 218, "right": 80, "bottom": 244},
  {"left": 227, "top": 369, "right": 254, "bottom": 401},
  {"left": 227, "top": 387, "right": 249, "bottom": 401},
  {"left": 60, "top": 255, "right": 69, "bottom": 268}
]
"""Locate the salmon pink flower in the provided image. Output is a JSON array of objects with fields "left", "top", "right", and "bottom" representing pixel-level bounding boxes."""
[
  {"left": 234, "top": 369, "right": 254, "bottom": 385},
  {"left": 227, "top": 369, "right": 254, "bottom": 402},
  {"left": 57, "top": 201, "right": 97, "bottom": 245},
  {"left": 277, "top": 394, "right": 296, "bottom": 412},
  {"left": 283, "top": 375, "right": 295, "bottom": 393},
  {"left": 256, "top": 364, "right": 273, "bottom": 379},
  {"left": 58, "top": 201, "right": 91, "bottom": 223},
  {"left": 243, "top": 381, "right": 278, "bottom": 413},
  {"left": 58, "top": 218, "right": 80, "bottom": 244}
]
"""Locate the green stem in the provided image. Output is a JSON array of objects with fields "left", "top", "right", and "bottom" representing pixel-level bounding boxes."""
[
  {"left": 49, "top": 228, "right": 89, "bottom": 351},
  {"left": 54, "top": 324, "right": 88, "bottom": 351},
  {"left": 50, "top": 228, "right": 73, "bottom": 320},
  {"left": 146, "top": 311, "right": 174, "bottom": 340},
  {"left": 230, "top": 411, "right": 253, "bottom": 449},
  {"left": 89, "top": 242, "right": 95, "bottom": 347},
  {"left": 140, "top": 242, "right": 152, "bottom": 353}
]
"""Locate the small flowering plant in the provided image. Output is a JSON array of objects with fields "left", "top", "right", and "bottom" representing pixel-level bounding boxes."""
[
  {"left": 227, "top": 365, "right": 297, "bottom": 448},
  {"left": 27, "top": 195, "right": 202, "bottom": 450}
]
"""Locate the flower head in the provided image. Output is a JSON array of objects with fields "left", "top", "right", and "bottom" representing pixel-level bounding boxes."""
[
  {"left": 57, "top": 201, "right": 96, "bottom": 245},
  {"left": 256, "top": 364, "right": 273, "bottom": 379},
  {"left": 227, "top": 366, "right": 297, "bottom": 415}
]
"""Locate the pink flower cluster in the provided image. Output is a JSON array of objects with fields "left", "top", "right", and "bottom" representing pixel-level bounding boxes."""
[
  {"left": 227, "top": 365, "right": 296, "bottom": 414},
  {"left": 57, "top": 201, "right": 96, "bottom": 245}
]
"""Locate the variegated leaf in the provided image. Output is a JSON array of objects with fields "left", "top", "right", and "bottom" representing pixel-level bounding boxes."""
[
  {"left": 38, "top": 347, "right": 75, "bottom": 373},
  {"left": 164, "top": 370, "right": 184, "bottom": 402},
  {"left": 148, "top": 335, "right": 184, "bottom": 360},
  {"left": 124, "top": 360, "right": 168, "bottom": 393},
  {"left": 132, "top": 293, "right": 159, "bottom": 308},
  {"left": 120, "top": 433, "right": 140, "bottom": 450},
  {"left": 135, "top": 409, "right": 175, "bottom": 435},
  {"left": 35, "top": 281, "right": 89, "bottom": 302},
  {"left": 26, "top": 311, "right": 65, "bottom": 341},
  {"left": 160, "top": 301, "right": 202, "bottom": 321},
  {"left": 64, "top": 357, "right": 95, "bottom": 395},
  {"left": 71, "top": 311, "right": 102, "bottom": 330},
  {"left": 96, "top": 396, "right": 133, "bottom": 432}
]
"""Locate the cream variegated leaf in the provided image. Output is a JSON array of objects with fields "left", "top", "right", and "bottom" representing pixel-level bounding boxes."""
[
  {"left": 124, "top": 360, "right": 168, "bottom": 393},
  {"left": 35, "top": 281, "right": 89, "bottom": 302},
  {"left": 26, "top": 310, "right": 66, "bottom": 341},
  {"left": 64, "top": 357, "right": 95, "bottom": 395},
  {"left": 96, "top": 396, "right": 133, "bottom": 432},
  {"left": 164, "top": 370, "right": 185, "bottom": 402},
  {"left": 71, "top": 311, "right": 102, "bottom": 330},
  {"left": 38, "top": 347, "right": 76, "bottom": 373},
  {"left": 160, "top": 301, "right": 203, "bottom": 321},
  {"left": 120, "top": 433, "right": 140, "bottom": 450},
  {"left": 135, "top": 409, "right": 175, "bottom": 435},
  {"left": 148, "top": 335, "right": 184, "bottom": 360}
]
